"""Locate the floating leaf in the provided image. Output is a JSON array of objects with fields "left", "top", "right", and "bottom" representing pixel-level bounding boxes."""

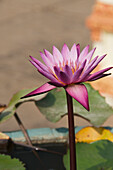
[
  {"left": 35, "top": 83, "right": 113, "bottom": 126},
  {"left": 35, "top": 88, "right": 67, "bottom": 122},
  {"left": 63, "top": 140, "right": 113, "bottom": 170},
  {"left": 0, "top": 154, "right": 25, "bottom": 170},
  {"left": 0, "top": 88, "right": 47, "bottom": 123},
  {"left": 76, "top": 83, "right": 113, "bottom": 126},
  {"left": 76, "top": 127, "right": 113, "bottom": 143},
  {"left": 8, "top": 88, "right": 47, "bottom": 107}
]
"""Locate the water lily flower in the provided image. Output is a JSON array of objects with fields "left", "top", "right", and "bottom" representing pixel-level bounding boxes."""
[{"left": 23, "top": 44, "right": 112, "bottom": 111}]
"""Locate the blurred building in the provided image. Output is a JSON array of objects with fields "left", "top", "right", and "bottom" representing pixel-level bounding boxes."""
[
  {"left": 86, "top": 0, "right": 113, "bottom": 73},
  {"left": 86, "top": 0, "right": 113, "bottom": 106}
]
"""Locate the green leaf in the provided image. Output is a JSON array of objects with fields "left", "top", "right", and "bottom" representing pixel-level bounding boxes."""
[
  {"left": 63, "top": 140, "right": 113, "bottom": 170},
  {"left": 0, "top": 88, "right": 47, "bottom": 123},
  {"left": 35, "top": 83, "right": 113, "bottom": 126},
  {"left": 0, "top": 154, "right": 25, "bottom": 170},
  {"left": 0, "top": 106, "right": 16, "bottom": 124},
  {"left": 35, "top": 88, "right": 67, "bottom": 122},
  {"left": 8, "top": 88, "right": 47, "bottom": 107},
  {"left": 76, "top": 83, "right": 113, "bottom": 126}
]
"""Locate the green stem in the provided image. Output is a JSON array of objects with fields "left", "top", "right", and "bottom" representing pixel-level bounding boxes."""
[{"left": 66, "top": 91, "right": 77, "bottom": 170}]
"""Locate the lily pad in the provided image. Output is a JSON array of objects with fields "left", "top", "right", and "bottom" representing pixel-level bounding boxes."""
[
  {"left": 35, "top": 83, "right": 113, "bottom": 126},
  {"left": 0, "top": 88, "right": 47, "bottom": 123},
  {"left": 0, "top": 154, "right": 25, "bottom": 170},
  {"left": 63, "top": 140, "right": 113, "bottom": 170}
]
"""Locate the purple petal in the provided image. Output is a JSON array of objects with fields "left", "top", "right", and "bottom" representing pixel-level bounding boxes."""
[
  {"left": 72, "top": 60, "right": 87, "bottom": 83},
  {"left": 52, "top": 66, "right": 67, "bottom": 86},
  {"left": 88, "top": 73, "right": 111, "bottom": 81},
  {"left": 76, "top": 44, "right": 80, "bottom": 57},
  {"left": 87, "top": 54, "right": 106, "bottom": 73},
  {"left": 23, "top": 83, "right": 56, "bottom": 98},
  {"left": 49, "top": 81, "right": 65, "bottom": 87},
  {"left": 36, "top": 64, "right": 60, "bottom": 83},
  {"left": 29, "top": 60, "right": 40, "bottom": 69},
  {"left": 72, "top": 68, "right": 84, "bottom": 83},
  {"left": 53, "top": 46, "right": 63, "bottom": 64},
  {"left": 87, "top": 67, "right": 113, "bottom": 81},
  {"left": 85, "top": 56, "right": 98, "bottom": 71},
  {"left": 44, "top": 49, "right": 54, "bottom": 64},
  {"left": 59, "top": 71, "right": 71, "bottom": 84},
  {"left": 64, "top": 65, "right": 73, "bottom": 78},
  {"left": 30, "top": 56, "right": 49, "bottom": 72},
  {"left": 70, "top": 44, "right": 77, "bottom": 62},
  {"left": 54, "top": 66, "right": 60, "bottom": 78},
  {"left": 79, "top": 45, "right": 89, "bottom": 62},
  {"left": 79, "top": 56, "right": 99, "bottom": 81},
  {"left": 85, "top": 48, "right": 96, "bottom": 66},
  {"left": 61, "top": 44, "right": 70, "bottom": 62},
  {"left": 65, "top": 84, "right": 89, "bottom": 111},
  {"left": 29, "top": 60, "right": 50, "bottom": 77},
  {"left": 75, "top": 44, "right": 80, "bottom": 68},
  {"left": 40, "top": 52, "right": 54, "bottom": 71}
]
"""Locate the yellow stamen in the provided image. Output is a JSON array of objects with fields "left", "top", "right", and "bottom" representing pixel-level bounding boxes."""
[
  {"left": 53, "top": 72, "right": 66, "bottom": 85},
  {"left": 72, "top": 67, "right": 75, "bottom": 74}
]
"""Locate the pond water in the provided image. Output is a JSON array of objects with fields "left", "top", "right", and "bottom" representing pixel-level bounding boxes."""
[{"left": 10, "top": 142, "right": 67, "bottom": 170}]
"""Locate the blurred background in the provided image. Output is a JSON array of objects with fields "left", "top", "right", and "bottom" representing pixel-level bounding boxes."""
[{"left": 0, "top": 0, "right": 103, "bottom": 131}]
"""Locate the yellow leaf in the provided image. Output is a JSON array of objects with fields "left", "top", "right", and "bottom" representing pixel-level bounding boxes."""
[
  {"left": 76, "top": 127, "right": 113, "bottom": 143},
  {"left": 0, "top": 132, "right": 9, "bottom": 140}
]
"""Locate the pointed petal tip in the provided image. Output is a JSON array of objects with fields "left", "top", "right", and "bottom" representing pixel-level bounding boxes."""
[
  {"left": 83, "top": 44, "right": 89, "bottom": 50},
  {"left": 63, "top": 43, "right": 67, "bottom": 46},
  {"left": 76, "top": 44, "right": 80, "bottom": 54},
  {"left": 82, "top": 44, "right": 90, "bottom": 53},
  {"left": 52, "top": 45, "right": 57, "bottom": 51},
  {"left": 52, "top": 45, "right": 60, "bottom": 55},
  {"left": 29, "top": 60, "right": 37, "bottom": 68},
  {"left": 76, "top": 43, "right": 80, "bottom": 47},
  {"left": 29, "top": 59, "right": 32, "bottom": 63},
  {"left": 29, "top": 56, "right": 39, "bottom": 63},
  {"left": 39, "top": 51, "right": 43, "bottom": 55},
  {"left": 66, "top": 84, "right": 89, "bottom": 111},
  {"left": 72, "top": 43, "right": 76, "bottom": 46},
  {"left": 62, "top": 44, "right": 69, "bottom": 53},
  {"left": 107, "top": 66, "right": 113, "bottom": 72},
  {"left": 102, "top": 54, "right": 107, "bottom": 58},
  {"left": 71, "top": 43, "right": 76, "bottom": 50},
  {"left": 93, "top": 47, "right": 96, "bottom": 52},
  {"left": 29, "top": 56, "right": 34, "bottom": 60},
  {"left": 86, "top": 104, "right": 90, "bottom": 111},
  {"left": 80, "top": 97, "right": 89, "bottom": 111},
  {"left": 76, "top": 44, "right": 80, "bottom": 51},
  {"left": 44, "top": 49, "right": 48, "bottom": 55},
  {"left": 52, "top": 45, "right": 55, "bottom": 49},
  {"left": 43, "top": 49, "right": 46, "bottom": 53},
  {"left": 21, "top": 82, "right": 56, "bottom": 99},
  {"left": 86, "top": 44, "right": 90, "bottom": 50},
  {"left": 62, "top": 43, "right": 68, "bottom": 48}
]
